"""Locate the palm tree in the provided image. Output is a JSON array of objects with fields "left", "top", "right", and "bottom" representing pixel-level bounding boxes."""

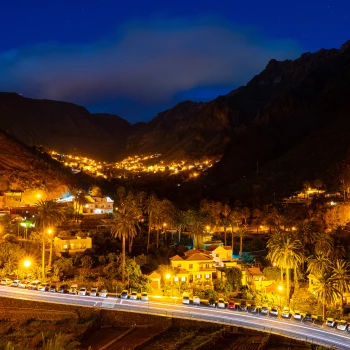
[
  {"left": 313, "top": 269, "right": 341, "bottom": 321},
  {"left": 252, "top": 208, "right": 263, "bottom": 234},
  {"left": 314, "top": 179, "right": 323, "bottom": 194},
  {"left": 313, "top": 231, "right": 334, "bottom": 256},
  {"left": 227, "top": 209, "right": 241, "bottom": 251},
  {"left": 331, "top": 259, "right": 350, "bottom": 316},
  {"left": 267, "top": 231, "right": 303, "bottom": 301},
  {"left": 174, "top": 209, "right": 188, "bottom": 243},
  {"left": 307, "top": 253, "right": 331, "bottom": 277},
  {"left": 111, "top": 206, "right": 140, "bottom": 284},
  {"left": 35, "top": 200, "right": 65, "bottom": 278},
  {"left": 236, "top": 226, "right": 249, "bottom": 260},
  {"left": 221, "top": 204, "right": 231, "bottom": 246}
]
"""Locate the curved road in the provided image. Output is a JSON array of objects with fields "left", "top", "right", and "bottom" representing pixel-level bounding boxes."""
[{"left": 0, "top": 286, "right": 349, "bottom": 350}]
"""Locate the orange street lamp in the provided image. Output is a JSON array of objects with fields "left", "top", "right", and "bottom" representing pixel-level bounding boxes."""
[
  {"left": 278, "top": 285, "right": 283, "bottom": 292},
  {"left": 23, "top": 259, "right": 31, "bottom": 268},
  {"left": 36, "top": 193, "right": 41, "bottom": 199},
  {"left": 166, "top": 273, "right": 171, "bottom": 280}
]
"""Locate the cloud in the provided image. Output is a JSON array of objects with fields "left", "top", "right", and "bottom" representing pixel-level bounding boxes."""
[{"left": 0, "top": 17, "right": 301, "bottom": 121}]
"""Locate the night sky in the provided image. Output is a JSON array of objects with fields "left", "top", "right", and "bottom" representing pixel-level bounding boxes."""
[{"left": 0, "top": 1, "right": 349, "bottom": 123}]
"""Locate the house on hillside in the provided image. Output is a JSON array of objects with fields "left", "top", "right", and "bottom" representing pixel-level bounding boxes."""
[
  {"left": 83, "top": 196, "right": 114, "bottom": 215},
  {"left": 54, "top": 235, "right": 92, "bottom": 255},
  {"left": 169, "top": 251, "right": 216, "bottom": 283},
  {"left": 209, "top": 245, "right": 238, "bottom": 267}
]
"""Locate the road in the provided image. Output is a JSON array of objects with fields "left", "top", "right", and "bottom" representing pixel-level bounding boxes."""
[{"left": 0, "top": 286, "right": 349, "bottom": 350}]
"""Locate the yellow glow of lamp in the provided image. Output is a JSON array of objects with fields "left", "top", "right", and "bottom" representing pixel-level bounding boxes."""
[
  {"left": 36, "top": 193, "right": 41, "bottom": 199},
  {"left": 165, "top": 273, "right": 171, "bottom": 280},
  {"left": 47, "top": 229, "right": 53, "bottom": 235},
  {"left": 278, "top": 285, "right": 283, "bottom": 291},
  {"left": 23, "top": 260, "right": 31, "bottom": 268}
]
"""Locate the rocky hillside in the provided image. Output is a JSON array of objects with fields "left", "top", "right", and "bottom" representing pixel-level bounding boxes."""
[
  {"left": 0, "top": 129, "right": 69, "bottom": 203},
  {"left": 0, "top": 93, "right": 131, "bottom": 162}
]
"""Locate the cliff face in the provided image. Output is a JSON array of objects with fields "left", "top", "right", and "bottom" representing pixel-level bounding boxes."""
[
  {"left": 0, "top": 93, "right": 132, "bottom": 162},
  {"left": 0, "top": 129, "right": 69, "bottom": 203}
]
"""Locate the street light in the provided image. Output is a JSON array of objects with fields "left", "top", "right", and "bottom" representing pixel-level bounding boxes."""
[{"left": 23, "top": 260, "right": 31, "bottom": 268}]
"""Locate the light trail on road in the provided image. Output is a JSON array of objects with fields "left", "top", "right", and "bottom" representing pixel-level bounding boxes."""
[{"left": 0, "top": 286, "right": 349, "bottom": 350}]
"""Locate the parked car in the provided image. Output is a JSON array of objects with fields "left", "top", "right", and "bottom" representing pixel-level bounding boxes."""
[
  {"left": 28, "top": 280, "right": 41, "bottom": 290},
  {"left": 69, "top": 284, "right": 78, "bottom": 295},
  {"left": 182, "top": 296, "right": 190, "bottom": 305},
  {"left": 49, "top": 284, "right": 57, "bottom": 292},
  {"left": 260, "top": 305, "right": 269, "bottom": 315},
  {"left": 293, "top": 310, "right": 302, "bottom": 321},
  {"left": 10, "top": 280, "right": 21, "bottom": 287},
  {"left": 18, "top": 280, "right": 30, "bottom": 289},
  {"left": 269, "top": 306, "right": 279, "bottom": 317},
  {"left": 90, "top": 287, "right": 98, "bottom": 297},
  {"left": 217, "top": 298, "right": 226, "bottom": 308},
  {"left": 78, "top": 287, "right": 87, "bottom": 296},
  {"left": 336, "top": 320, "right": 348, "bottom": 331},
  {"left": 120, "top": 290, "right": 129, "bottom": 299},
  {"left": 208, "top": 298, "right": 216, "bottom": 307},
  {"left": 130, "top": 291, "right": 138, "bottom": 300},
  {"left": 326, "top": 317, "right": 336, "bottom": 327},
  {"left": 99, "top": 289, "right": 108, "bottom": 298},
  {"left": 281, "top": 307, "right": 291, "bottom": 318},
  {"left": 141, "top": 292, "right": 148, "bottom": 301},
  {"left": 248, "top": 304, "right": 258, "bottom": 313},
  {"left": 228, "top": 300, "right": 235, "bottom": 309},
  {"left": 57, "top": 284, "right": 69, "bottom": 293},
  {"left": 193, "top": 296, "right": 200, "bottom": 306},
  {"left": 303, "top": 313, "right": 313, "bottom": 322},
  {"left": 0, "top": 278, "right": 13, "bottom": 286},
  {"left": 38, "top": 283, "right": 50, "bottom": 292},
  {"left": 239, "top": 300, "right": 247, "bottom": 311}
]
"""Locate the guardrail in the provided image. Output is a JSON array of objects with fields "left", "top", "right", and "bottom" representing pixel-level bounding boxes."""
[{"left": 0, "top": 288, "right": 348, "bottom": 350}]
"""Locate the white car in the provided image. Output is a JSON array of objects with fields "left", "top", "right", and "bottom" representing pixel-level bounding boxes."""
[
  {"left": 293, "top": 310, "right": 302, "bottom": 320},
  {"left": 217, "top": 298, "right": 226, "bottom": 308},
  {"left": 269, "top": 306, "right": 279, "bottom": 317},
  {"left": 141, "top": 292, "right": 148, "bottom": 301},
  {"left": 326, "top": 318, "right": 336, "bottom": 327},
  {"left": 260, "top": 305, "right": 269, "bottom": 315},
  {"left": 182, "top": 296, "right": 190, "bottom": 305},
  {"left": 130, "top": 291, "right": 138, "bottom": 300},
  {"left": 99, "top": 289, "right": 108, "bottom": 298},
  {"left": 90, "top": 287, "right": 98, "bottom": 296},
  {"left": 38, "top": 283, "right": 50, "bottom": 291},
  {"left": 78, "top": 287, "right": 87, "bottom": 296},
  {"left": 281, "top": 307, "right": 290, "bottom": 318},
  {"left": 193, "top": 296, "right": 200, "bottom": 306},
  {"left": 10, "top": 280, "right": 21, "bottom": 287},
  {"left": 336, "top": 320, "right": 348, "bottom": 331}
]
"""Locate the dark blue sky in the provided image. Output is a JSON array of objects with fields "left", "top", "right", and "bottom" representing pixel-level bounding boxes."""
[{"left": 0, "top": 1, "right": 349, "bottom": 123}]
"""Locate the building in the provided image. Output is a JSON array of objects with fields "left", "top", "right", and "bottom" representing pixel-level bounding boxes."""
[
  {"left": 170, "top": 250, "right": 216, "bottom": 283},
  {"left": 209, "top": 245, "right": 237, "bottom": 267},
  {"left": 54, "top": 235, "right": 92, "bottom": 254},
  {"left": 83, "top": 196, "right": 114, "bottom": 215}
]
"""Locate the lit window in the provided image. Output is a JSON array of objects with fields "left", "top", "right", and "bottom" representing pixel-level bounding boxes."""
[
  {"left": 181, "top": 277, "right": 186, "bottom": 282},
  {"left": 63, "top": 244, "right": 68, "bottom": 249},
  {"left": 174, "top": 277, "right": 179, "bottom": 282},
  {"left": 205, "top": 274, "right": 210, "bottom": 279},
  {"left": 196, "top": 274, "right": 201, "bottom": 279}
]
